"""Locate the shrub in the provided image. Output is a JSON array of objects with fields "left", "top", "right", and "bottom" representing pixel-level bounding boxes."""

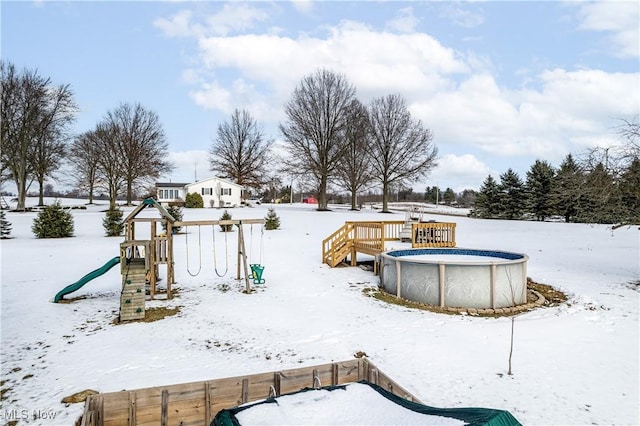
[
  {"left": 220, "top": 209, "right": 233, "bottom": 232},
  {"left": 164, "top": 205, "right": 183, "bottom": 234},
  {"left": 264, "top": 208, "right": 280, "bottom": 230},
  {"left": 0, "top": 210, "right": 12, "bottom": 239},
  {"left": 103, "top": 207, "right": 124, "bottom": 237},
  {"left": 185, "top": 192, "right": 204, "bottom": 208},
  {"left": 32, "top": 203, "right": 74, "bottom": 238}
]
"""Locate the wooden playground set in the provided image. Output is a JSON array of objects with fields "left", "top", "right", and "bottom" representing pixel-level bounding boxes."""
[{"left": 54, "top": 199, "right": 266, "bottom": 321}]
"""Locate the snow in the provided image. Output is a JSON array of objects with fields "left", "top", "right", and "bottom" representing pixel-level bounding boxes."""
[
  {"left": 234, "top": 382, "right": 464, "bottom": 425},
  {"left": 1, "top": 199, "right": 638, "bottom": 425}
]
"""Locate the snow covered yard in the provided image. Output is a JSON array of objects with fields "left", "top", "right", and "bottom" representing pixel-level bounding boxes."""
[{"left": 1, "top": 201, "right": 638, "bottom": 425}]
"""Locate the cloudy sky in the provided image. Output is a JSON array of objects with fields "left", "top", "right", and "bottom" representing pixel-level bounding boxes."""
[{"left": 3, "top": 1, "right": 639, "bottom": 193}]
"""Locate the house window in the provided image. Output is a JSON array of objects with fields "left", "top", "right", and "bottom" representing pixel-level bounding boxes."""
[
  {"left": 202, "top": 188, "right": 213, "bottom": 196},
  {"left": 221, "top": 188, "right": 231, "bottom": 196}
]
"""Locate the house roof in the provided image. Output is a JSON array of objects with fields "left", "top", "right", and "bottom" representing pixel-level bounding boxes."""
[
  {"left": 156, "top": 182, "right": 189, "bottom": 188},
  {"left": 185, "top": 176, "right": 244, "bottom": 189}
]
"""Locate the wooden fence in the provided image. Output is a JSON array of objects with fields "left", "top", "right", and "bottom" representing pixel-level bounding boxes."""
[
  {"left": 412, "top": 222, "right": 456, "bottom": 248},
  {"left": 80, "top": 358, "right": 420, "bottom": 426}
]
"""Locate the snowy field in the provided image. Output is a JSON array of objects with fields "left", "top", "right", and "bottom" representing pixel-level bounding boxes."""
[{"left": 0, "top": 199, "right": 638, "bottom": 425}]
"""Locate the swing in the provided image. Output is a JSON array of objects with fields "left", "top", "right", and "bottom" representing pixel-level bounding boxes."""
[
  {"left": 249, "top": 224, "right": 266, "bottom": 285},
  {"left": 212, "top": 225, "right": 229, "bottom": 277},
  {"left": 185, "top": 225, "right": 202, "bottom": 277}
]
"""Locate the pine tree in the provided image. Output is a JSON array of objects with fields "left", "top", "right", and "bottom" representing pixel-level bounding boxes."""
[
  {"left": 551, "top": 154, "right": 583, "bottom": 222},
  {"left": 220, "top": 209, "right": 233, "bottom": 232},
  {"left": 617, "top": 158, "right": 640, "bottom": 226},
  {"left": 525, "top": 160, "right": 555, "bottom": 221},
  {"left": 576, "top": 163, "right": 618, "bottom": 224},
  {"left": 163, "top": 205, "right": 183, "bottom": 234},
  {"left": 0, "top": 210, "right": 12, "bottom": 238},
  {"left": 499, "top": 169, "right": 525, "bottom": 220},
  {"left": 471, "top": 175, "right": 501, "bottom": 218},
  {"left": 264, "top": 208, "right": 280, "bottom": 230},
  {"left": 32, "top": 202, "right": 74, "bottom": 238},
  {"left": 103, "top": 207, "right": 124, "bottom": 237}
]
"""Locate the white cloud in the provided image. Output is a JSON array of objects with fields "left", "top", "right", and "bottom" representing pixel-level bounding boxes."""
[
  {"left": 428, "top": 154, "right": 496, "bottom": 192},
  {"left": 291, "top": 0, "right": 313, "bottom": 15},
  {"left": 575, "top": 1, "right": 639, "bottom": 58},
  {"left": 385, "top": 6, "right": 419, "bottom": 33},
  {"left": 190, "top": 20, "right": 469, "bottom": 122},
  {"left": 154, "top": 4, "right": 270, "bottom": 38},
  {"left": 438, "top": 3, "right": 485, "bottom": 29},
  {"left": 167, "top": 150, "right": 212, "bottom": 183}
]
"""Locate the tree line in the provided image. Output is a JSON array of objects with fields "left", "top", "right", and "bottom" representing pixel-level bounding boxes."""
[
  {"left": 472, "top": 120, "right": 640, "bottom": 226},
  {"left": 1, "top": 61, "right": 172, "bottom": 211},
  {"left": 210, "top": 69, "right": 437, "bottom": 212}
]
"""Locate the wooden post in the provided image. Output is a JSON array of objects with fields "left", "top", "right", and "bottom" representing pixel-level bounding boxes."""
[
  {"left": 396, "top": 260, "right": 402, "bottom": 298},
  {"left": 439, "top": 263, "right": 446, "bottom": 307},
  {"left": 490, "top": 263, "right": 496, "bottom": 309},
  {"left": 150, "top": 221, "right": 157, "bottom": 300},
  {"left": 238, "top": 224, "right": 252, "bottom": 293},
  {"left": 161, "top": 389, "right": 168, "bottom": 426},
  {"left": 236, "top": 224, "right": 242, "bottom": 281},
  {"left": 128, "top": 392, "right": 136, "bottom": 426},
  {"left": 167, "top": 221, "right": 174, "bottom": 297}
]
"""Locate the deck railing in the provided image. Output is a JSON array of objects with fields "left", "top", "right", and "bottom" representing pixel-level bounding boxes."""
[
  {"left": 80, "top": 358, "right": 420, "bottom": 426},
  {"left": 412, "top": 222, "right": 456, "bottom": 248},
  {"left": 322, "top": 220, "right": 455, "bottom": 270}
]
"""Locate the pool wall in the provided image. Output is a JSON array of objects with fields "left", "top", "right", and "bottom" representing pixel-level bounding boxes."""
[{"left": 379, "top": 248, "right": 529, "bottom": 309}]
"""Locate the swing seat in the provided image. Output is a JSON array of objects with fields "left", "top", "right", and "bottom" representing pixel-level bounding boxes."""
[{"left": 250, "top": 264, "right": 265, "bottom": 284}]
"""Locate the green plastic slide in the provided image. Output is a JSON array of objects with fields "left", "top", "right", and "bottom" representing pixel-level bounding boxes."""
[{"left": 53, "top": 256, "right": 120, "bottom": 303}]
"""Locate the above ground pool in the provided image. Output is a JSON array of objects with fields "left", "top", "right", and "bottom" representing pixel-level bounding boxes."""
[{"left": 378, "top": 248, "right": 529, "bottom": 310}]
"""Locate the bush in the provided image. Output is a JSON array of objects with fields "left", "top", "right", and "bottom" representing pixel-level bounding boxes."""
[
  {"left": 32, "top": 203, "right": 74, "bottom": 238},
  {"left": 0, "top": 210, "right": 12, "bottom": 239},
  {"left": 185, "top": 192, "right": 204, "bottom": 208},
  {"left": 220, "top": 209, "right": 233, "bottom": 232},
  {"left": 164, "top": 205, "right": 183, "bottom": 234},
  {"left": 103, "top": 207, "right": 124, "bottom": 237},
  {"left": 264, "top": 208, "right": 280, "bottom": 230}
]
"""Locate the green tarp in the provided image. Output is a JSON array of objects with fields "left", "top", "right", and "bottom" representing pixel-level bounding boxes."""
[{"left": 212, "top": 380, "right": 521, "bottom": 426}]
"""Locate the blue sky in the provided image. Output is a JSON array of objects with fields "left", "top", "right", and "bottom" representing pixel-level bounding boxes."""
[{"left": 2, "top": 1, "right": 639, "bottom": 193}]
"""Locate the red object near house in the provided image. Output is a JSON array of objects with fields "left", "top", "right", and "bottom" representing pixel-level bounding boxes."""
[{"left": 302, "top": 197, "right": 318, "bottom": 204}]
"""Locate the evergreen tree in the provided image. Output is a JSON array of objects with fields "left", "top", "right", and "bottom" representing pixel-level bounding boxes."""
[
  {"left": 442, "top": 188, "right": 456, "bottom": 205},
  {"left": 185, "top": 192, "right": 204, "bottom": 208},
  {"left": 525, "top": 160, "right": 555, "bottom": 221},
  {"left": 220, "top": 209, "right": 233, "bottom": 232},
  {"left": 499, "top": 169, "right": 525, "bottom": 220},
  {"left": 0, "top": 210, "right": 12, "bottom": 238},
  {"left": 32, "top": 202, "right": 74, "bottom": 238},
  {"left": 617, "top": 158, "right": 640, "bottom": 225},
  {"left": 264, "top": 208, "right": 281, "bottom": 230},
  {"left": 164, "top": 205, "right": 183, "bottom": 234},
  {"left": 471, "top": 175, "right": 501, "bottom": 218},
  {"left": 103, "top": 207, "right": 124, "bottom": 237},
  {"left": 576, "top": 163, "right": 618, "bottom": 224},
  {"left": 551, "top": 154, "right": 583, "bottom": 222}
]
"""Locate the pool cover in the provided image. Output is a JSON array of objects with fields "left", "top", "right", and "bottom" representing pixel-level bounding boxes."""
[{"left": 212, "top": 380, "right": 521, "bottom": 426}]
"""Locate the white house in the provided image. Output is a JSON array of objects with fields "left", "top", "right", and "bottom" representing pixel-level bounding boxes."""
[{"left": 156, "top": 177, "right": 244, "bottom": 208}]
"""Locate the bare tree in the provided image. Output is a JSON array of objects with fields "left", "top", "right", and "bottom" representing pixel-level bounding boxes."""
[
  {"left": 1, "top": 61, "right": 77, "bottom": 210},
  {"left": 30, "top": 84, "right": 77, "bottom": 206},
  {"left": 68, "top": 131, "right": 102, "bottom": 204},
  {"left": 280, "top": 69, "right": 356, "bottom": 211},
  {"left": 93, "top": 123, "right": 127, "bottom": 209},
  {"left": 334, "top": 99, "right": 374, "bottom": 210},
  {"left": 368, "top": 94, "right": 438, "bottom": 213},
  {"left": 103, "top": 102, "right": 173, "bottom": 205},
  {"left": 616, "top": 115, "right": 640, "bottom": 166},
  {"left": 209, "top": 109, "right": 273, "bottom": 191}
]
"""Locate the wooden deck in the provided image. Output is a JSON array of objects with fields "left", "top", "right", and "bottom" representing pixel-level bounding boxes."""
[
  {"left": 79, "top": 358, "right": 420, "bottom": 426},
  {"left": 322, "top": 221, "right": 456, "bottom": 272}
]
